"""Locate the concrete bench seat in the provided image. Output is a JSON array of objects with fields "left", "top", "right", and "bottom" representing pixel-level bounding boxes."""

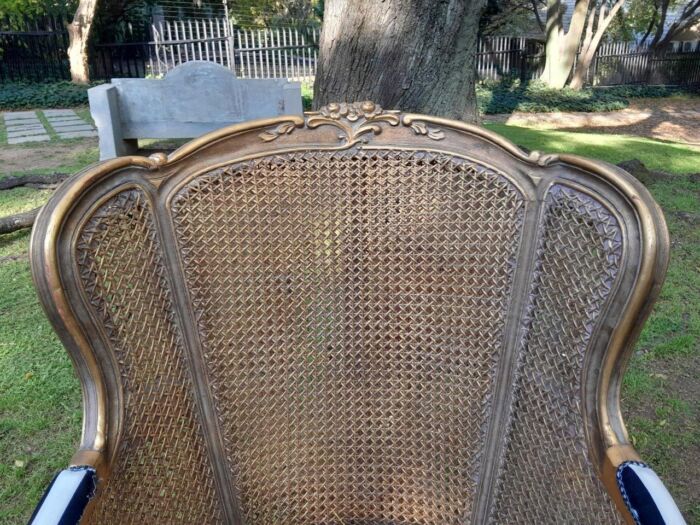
[{"left": 88, "top": 61, "right": 303, "bottom": 159}]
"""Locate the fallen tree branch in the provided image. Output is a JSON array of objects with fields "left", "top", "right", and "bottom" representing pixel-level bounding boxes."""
[
  {"left": 25, "top": 183, "right": 61, "bottom": 190},
  {"left": 0, "top": 207, "right": 41, "bottom": 235},
  {"left": 0, "top": 173, "right": 68, "bottom": 191}
]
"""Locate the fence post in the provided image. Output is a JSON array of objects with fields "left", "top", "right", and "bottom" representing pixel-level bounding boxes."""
[
  {"left": 592, "top": 49, "right": 599, "bottom": 86},
  {"left": 225, "top": 19, "right": 235, "bottom": 71}
]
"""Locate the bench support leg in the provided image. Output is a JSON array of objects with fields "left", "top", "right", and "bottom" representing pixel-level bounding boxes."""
[{"left": 88, "top": 84, "right": 139, "bottom": 160}]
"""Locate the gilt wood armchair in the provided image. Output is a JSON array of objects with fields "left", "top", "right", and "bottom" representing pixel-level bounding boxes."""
[{"left": 29, "top": 103, "right": 684, "bottom": 524}]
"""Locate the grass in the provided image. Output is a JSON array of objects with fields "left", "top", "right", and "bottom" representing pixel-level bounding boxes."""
[
  {"left": 0, "top": 125, "right": 698, "bottom": 523},
  {"left": 485, "top": 123, "right": 700, "bottom": 174},
  {"left": 33, "top": 111, "right": 59, "bottom": 142}
]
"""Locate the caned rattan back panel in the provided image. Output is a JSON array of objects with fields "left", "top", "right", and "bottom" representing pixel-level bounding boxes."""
[
  {"left": 31, "top": 104, "right": 668, "bottom": 525},
  {"left": 171, "top": 150, "right": 523, "bottom": 524}
]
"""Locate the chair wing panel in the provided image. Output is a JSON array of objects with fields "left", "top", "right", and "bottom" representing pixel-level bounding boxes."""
[
  {"left": 490, "top": 184, "right": 626, "bottom": 524},
  {"left": 71, "top": 189, "right": 223, "bottom": 523},
  {"left": 169, "top": 149, "right": 526, "bottom": 524}
]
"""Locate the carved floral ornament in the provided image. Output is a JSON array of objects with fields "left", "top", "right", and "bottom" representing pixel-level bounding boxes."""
[
  {"left": 255, "top": 100, "right": 562, "bottom": 167},
  {"left": 258, "top": 101, "right": 445, "bottom": 145}
]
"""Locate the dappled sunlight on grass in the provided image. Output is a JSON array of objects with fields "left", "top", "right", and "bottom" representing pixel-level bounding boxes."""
[{"left": 485, "top": 123, "right": 700, "bottom": 174}]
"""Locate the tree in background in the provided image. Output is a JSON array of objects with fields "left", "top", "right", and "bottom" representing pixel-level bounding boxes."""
[
  {"left": 0, "top": 0, "right": 76, "bottom": 27},
  {"left": 314, "top": 0, "right": 487, "bottom": 123},
  {"left": 479, "top": 0, "right": 546, "bottom": 36},
  {"left": 568, "top": 0, "right": 626, "bottom": 88},
  {"left": 644, "top": 0, "right": 700, "bottom": 49},
  {"left": 67, "top": 0, "right": 98, "bottom": 83},
  {"left": 228, "top": 0, "right": 322, "bottom": 28},
  {"left": 540, "top": 0, "right": 625, "bottom": 89}
]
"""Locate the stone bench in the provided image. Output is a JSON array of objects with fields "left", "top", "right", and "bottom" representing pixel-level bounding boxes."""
[{"left": 88, "top": 61, "right": 303, "bottom": 159}]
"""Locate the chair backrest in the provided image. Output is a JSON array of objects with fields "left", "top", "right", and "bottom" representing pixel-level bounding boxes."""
[{"left": 31, "top": 102, "right": 668, "bottom": 524}]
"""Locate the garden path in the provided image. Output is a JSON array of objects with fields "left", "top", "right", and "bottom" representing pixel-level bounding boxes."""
[{"left": 2, "top": 109, "right": 96, "bottom": 145}]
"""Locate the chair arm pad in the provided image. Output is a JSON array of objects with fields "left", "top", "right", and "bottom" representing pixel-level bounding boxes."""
[
  {"left": 28, "top": 466, "right": 96, "bottom": 525},
  {"left": 617, "top": 461, "right": 686, "bottom": 525}
]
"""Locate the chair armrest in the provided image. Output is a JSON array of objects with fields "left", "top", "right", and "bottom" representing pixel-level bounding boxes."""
[
  {"left": 616, "top": 461, "right": 686, "bottom": 525},
  {"left": 28, "top": 466, "right": 96, "bottom": 525}
]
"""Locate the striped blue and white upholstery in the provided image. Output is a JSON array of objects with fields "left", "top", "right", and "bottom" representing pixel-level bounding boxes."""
[
  {"left": 617, "top": 461, "right": 686, "bottom": 525},
  {"left": 29, "top": 466, "right": 96, "bottom": 525}
]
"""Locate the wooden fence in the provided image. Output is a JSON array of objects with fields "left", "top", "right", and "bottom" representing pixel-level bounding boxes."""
[
  {"left": 476, "top": 36, "right": 545, "bottom": 81},
  {"left": 148, "top": 20, "right": 318, "bottom": 81},
  {"left": 233, "top": 27, "right": 319, "bottom": 81},
  {"left": 589, "top": 41, "right": 700, "bottom": 86},
  {"left": 150, "top": 18, "right": 234, "bottom": 74},
  {"left": 2, "top": 16, "right": 700, "bottom": 87}
]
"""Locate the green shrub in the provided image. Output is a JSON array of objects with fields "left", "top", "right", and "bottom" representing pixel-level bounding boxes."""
[
  {"left": 477, "top": 79, "right": 693, "bottom": 115},
  {"left": 301, "top": 82, "right": 314, "bottom": 111},
  {"left": 0, "top": 81, "right": 101, "bottom": 110}
]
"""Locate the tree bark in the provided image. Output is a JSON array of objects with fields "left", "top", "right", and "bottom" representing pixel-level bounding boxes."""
[
  {"left": 67, "top": 0, "right": 99, "bottom": 84},
  {"left": 0, "top": 207, "right": 41, "bottom": 235},
  {"left": 540, "top": 0, "right": 591, "bottom": 88},
  {"left": 313, "top": 0, "right": 488, "bottom": 123},
  {"left": 568, "top": 0, "right": 625, "bottom": 90}
]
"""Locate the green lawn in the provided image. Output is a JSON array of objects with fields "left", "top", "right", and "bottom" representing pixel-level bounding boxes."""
[{"left": 0, "top": 126, "right": 697, "bottom": 523}]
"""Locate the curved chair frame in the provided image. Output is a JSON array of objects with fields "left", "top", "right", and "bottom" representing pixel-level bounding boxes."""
[{"left": 29, "top": 103, "right": 678, "bottom": 524}]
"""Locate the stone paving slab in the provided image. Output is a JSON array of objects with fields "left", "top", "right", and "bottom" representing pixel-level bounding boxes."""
[
  {"left": 43, "top": 109, "right": 79, "bottom": 117},
  {"left": 8, "top": 128, "right": 49, "bottom": 138},
  {"left": 5, "top": 117, "right": 42, "bottom": 124},
  {"left": 57, "top": 130, "right": 97, "bottom": 139},
  {"left": 48, "top": 117, "right": 84, "bottom": 124},
  {"left": 4, "top": 110, "right": 38, "bottom": 120},
  {"left": 6, "top": 116, "right": 41, "bottom": 122},
  {"left": 50, "top": 119, "right": 91, "bottom": 127},
  {"left": 53, "top": 125, "right": 95, "bottom": 133},
  {"left": 8, "top": 134, "right": 50, "bottom": 144},
  {"left": 5, "top": 118, "right": 42, "bottom": 125},
  {"left": 6, "top": 123, "right": 45, "bottom": 131}
]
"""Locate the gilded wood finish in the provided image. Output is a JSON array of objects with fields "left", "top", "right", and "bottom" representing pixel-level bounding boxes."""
[{"left": 30, "top": 103, "right": 669, "bottom": 524}]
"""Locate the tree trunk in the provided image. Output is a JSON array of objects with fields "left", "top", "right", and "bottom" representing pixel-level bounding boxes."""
[
  {"left": 568, "top": 0, "right": 625, "bottom": 90},
  {"left": 540, "top": 32, "right": 576, "bottom": 88},
  {"left": 67, "top": 0, "right": 99, "bottom": 84},
  {"left": 540, "top": 0, "right": 590, "bottom": 88},
  {"left": 313, "top": 0, "right": 488, "bottom": 123}
]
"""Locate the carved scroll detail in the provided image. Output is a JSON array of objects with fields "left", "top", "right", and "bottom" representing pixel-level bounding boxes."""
[
  {"left": 258, "top": 122, "right": 298, "bottom": 142},
  {"left": 408, "top": 121, "right": 445, "bottom": 140}
]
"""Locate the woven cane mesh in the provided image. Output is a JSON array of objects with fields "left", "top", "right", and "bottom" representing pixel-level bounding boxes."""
[
  {"left": 75, "top": 190, "right": 223, "bottom": 523},
  {"left": 490, "top": 185, "right": 624, "bottom": 524},
  {"left": 171, "top": 149, "right": 525, "bottom": 524}
]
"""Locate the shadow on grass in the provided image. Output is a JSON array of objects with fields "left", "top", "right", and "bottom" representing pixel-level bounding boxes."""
[{"left": 485, "top": 123, "right": 700, "bottom": 174}]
